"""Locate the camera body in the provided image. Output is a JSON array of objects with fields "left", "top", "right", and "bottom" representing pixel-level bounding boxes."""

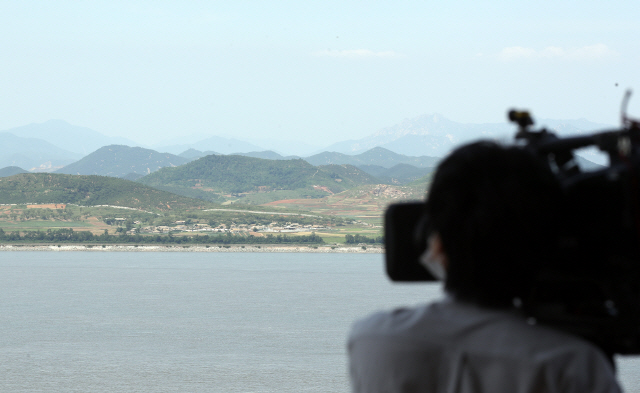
[{"left": 384, "top": 111, "right": 640, "bottom": 355}]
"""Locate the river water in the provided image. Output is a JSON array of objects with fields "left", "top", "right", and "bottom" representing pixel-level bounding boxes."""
[{"left": 0, "top": 252, "right": 637, "bottom": 392}]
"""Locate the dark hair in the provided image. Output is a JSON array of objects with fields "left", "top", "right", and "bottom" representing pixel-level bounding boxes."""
[{"left": 425, "top": 141, "right": 564, "bottom": 308}]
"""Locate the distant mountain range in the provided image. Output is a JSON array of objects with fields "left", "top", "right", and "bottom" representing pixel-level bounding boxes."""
[
  {"left": 240, "top": 138, "right": 321, "bottom": 157},
  {"left": 1, "top": 120, "right": 138, "bottom": 172},
  {"left": 176, "top": 149, "right": 297, "bottom": 161},
  {"left": 55, "top": 145, "right": 189, "bottom": 178},
  {"left": 322, "top": 114, "right": 613, "bottom": 157},
  {"left": 43, "top": 143, "right": 602, "bottom": 191},
  {"left": 46, "top": 144, "right": 435, "bottom": 191},
  {"left": 305, "top": 146, "right": 439, "bottom": 168},
  {"left": 0, "top": 143, "right": 604, "bottom": 210},
  {"left": 178, "top": 149, "right": 220, "bottom": 160},
  {"left": 153, "top": 136, "right": 264, "bottom": 155},
  {"left": 2, "top": 114, "right": 612, "bottom": 176},
  {"left": 179, "top": 146, "right": 438, "bottom": 169},
  {"left": 139, "top": 113, "right": 619, "bottom": 163},
  {"left": 0, "top": 113, "right": 610, "bottom": 212}
]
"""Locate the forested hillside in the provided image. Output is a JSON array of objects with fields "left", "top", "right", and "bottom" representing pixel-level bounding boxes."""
[
  {"left": 137, "top": 154, "right": 380, "bottom": 195},
  {"left": 0, "top": 173, "right": 206, "bottom": 211},
  {"left": 356, "top": 163, "right": 434, "bottom": 184}
]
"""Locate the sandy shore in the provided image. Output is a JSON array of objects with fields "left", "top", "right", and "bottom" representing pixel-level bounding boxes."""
[{"left": 0, "top": 244, "right": 383, "bottom": 253}]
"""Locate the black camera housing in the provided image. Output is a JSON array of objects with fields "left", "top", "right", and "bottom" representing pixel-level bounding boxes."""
[
  {"left": 384, "top": 202, "right": 435, "bottom": 281},
  {"left": 383, "top": 111, "right": 640, "bottom": 355}
]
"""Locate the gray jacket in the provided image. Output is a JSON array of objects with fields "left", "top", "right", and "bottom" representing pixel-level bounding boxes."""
[{"left": 348, "top": 298, "right": 622, "bottom": 393}]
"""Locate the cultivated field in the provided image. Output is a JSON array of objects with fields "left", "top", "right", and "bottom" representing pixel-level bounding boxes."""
[{"left": 262, "top": 183, "right": 426, "bottom": 225}]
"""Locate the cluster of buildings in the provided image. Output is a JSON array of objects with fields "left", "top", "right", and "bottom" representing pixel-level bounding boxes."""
[{"left": 137, "top": 221, "right": 328, "bottom": 235}]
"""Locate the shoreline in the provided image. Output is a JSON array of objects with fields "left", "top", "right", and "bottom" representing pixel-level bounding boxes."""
[{"left": 0, "top": 244, "right": 384, "bottom": 253}]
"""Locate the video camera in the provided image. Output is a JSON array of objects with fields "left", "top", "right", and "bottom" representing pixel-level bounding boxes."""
[{"left": 384, "top": 93, "right": 640, "bottom": 355}]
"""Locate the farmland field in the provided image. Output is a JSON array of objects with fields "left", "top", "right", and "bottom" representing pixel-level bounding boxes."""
[{"left": 262, "top": 183, "right": 426, "bottom": 225}]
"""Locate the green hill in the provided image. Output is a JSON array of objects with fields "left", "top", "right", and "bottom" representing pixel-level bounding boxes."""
[
  {"left": 0, "top": 166, "right": 28, "bottom": 178},
  {"left": 56, "top": 145, "right": 189, "bottom": 178},
  {"left": 316, "top": 164, "right": 381, "bottom": 188},
  {"left": 0, "top": 173, "right": 206, "bottom": 211},
  {"left": 137, "top": 154, "right": 381, "bottom": 200}
]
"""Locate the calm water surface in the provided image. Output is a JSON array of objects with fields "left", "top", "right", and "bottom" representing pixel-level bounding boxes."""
[{"left": 0, "top": 252, "right": 637, "bottom": 392}]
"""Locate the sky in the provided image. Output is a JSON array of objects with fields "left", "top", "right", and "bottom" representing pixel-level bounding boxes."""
[{"left": 0, "top": 1, "right": 638, "bottom": 147}]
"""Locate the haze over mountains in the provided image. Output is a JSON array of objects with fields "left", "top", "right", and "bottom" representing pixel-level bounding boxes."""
[
  {"left": 0, "top": 132, "right": 81, "bottom": 171},
  {"left": 153, "top": 136, "right": 264, "bottom": 156},
  {"left": 323, "top": 114, "right": 613, "bottom": 157},
  {"left": 3, "top": 120, "right": 138, "bottom": 156},
  {"left": 1, "top": 113, "right": 611, "bottom": 177},
  {"left": 150, "top": 134, "right": 321, "bottom": 157},
  {"left": 305, "top": 147, "right": 439, "bottom": 168}
]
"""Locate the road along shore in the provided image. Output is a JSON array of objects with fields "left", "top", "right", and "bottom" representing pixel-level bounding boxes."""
[{"left": 0, "top": 244, "right": 383, "bottom": 253}]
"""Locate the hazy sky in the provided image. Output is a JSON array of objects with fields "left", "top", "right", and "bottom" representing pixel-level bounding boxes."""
[{"left": 0, "top": 1, "right": 638, "bottom": 146}]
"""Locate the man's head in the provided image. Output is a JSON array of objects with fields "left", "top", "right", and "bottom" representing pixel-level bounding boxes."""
[{"left": 425, "top": 141, "right": 564, "bottom": 308}]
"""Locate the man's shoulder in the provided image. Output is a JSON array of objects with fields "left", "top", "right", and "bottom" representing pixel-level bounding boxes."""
[
  {"left": 349, "top": 298, "right": 605, "bottom": 358},
  {"left": 349, "top": 302, "right": 431, "bottom": 340},
  {"left": 348, "top": 300, "right": 621, "bottom": 393}
]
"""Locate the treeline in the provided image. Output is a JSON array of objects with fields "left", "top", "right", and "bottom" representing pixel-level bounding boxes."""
[
  {"left": 345, "top": 234, "right": 384, "bottom": 244},
  {"left": 0, "top": 228, "right": 324, "bottom": 245}
]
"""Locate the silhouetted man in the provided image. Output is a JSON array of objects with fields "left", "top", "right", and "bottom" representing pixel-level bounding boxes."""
[{"left": 348, "top": 141, "right": 622, "bottom": 393}]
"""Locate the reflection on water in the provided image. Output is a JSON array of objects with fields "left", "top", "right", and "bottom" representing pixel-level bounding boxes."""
[{"left": 0, "top": 252, "right": 637, "bottom": 392}]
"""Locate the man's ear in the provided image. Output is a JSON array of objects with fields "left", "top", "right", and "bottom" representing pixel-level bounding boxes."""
[
  {"left": 419, "top": 233, "right": 448, "bottom": 280},
  {"left": 427, "top": 233, "right": 448, "bottom": 270}
]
